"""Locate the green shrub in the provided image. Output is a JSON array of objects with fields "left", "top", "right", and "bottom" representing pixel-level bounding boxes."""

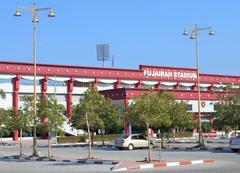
[
  {"left": 57, "top": 136, "right": 86, "bottom": 143},
  {"left": 57, "top": 134, "right": 122, "bottom": 144},
  {"left": 157, "top": 132, "right": 193, "bottom": 138}
]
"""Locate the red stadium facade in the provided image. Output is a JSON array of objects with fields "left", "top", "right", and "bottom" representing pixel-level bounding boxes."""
[{"left": 0, "top": 61, "right": 239, "bottom": 138}]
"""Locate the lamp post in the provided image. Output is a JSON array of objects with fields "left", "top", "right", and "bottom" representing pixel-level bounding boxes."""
[
  {"left": 183, "top": 24, "right": 215, "bottom": 147},
  {"left": 14, "top": 2, "right": 55, "bottom": 157}
]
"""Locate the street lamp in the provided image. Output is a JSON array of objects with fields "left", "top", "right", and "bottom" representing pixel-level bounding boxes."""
[
  {"left": 14, "top": 2, "right": 55, "bottom": 157},
  {"left": 183, "top": 24, "right": 215, "bottom": 147}
]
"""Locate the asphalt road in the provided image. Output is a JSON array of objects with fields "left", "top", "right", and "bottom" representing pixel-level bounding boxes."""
[{"left": 0, "top": 145, "right": 240, "bottom": 173}]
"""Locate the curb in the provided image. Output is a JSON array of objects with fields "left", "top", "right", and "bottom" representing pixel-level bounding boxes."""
[
  {"left": 0, "top": 156, "right": 118, "bottom": 165},
  {"left": 50, "top": 144, "right": 115, "bottom": 149},
  {"left": 159, "top": 147, "right": 230, "bottom": 151},
  {"left": 111, "top": 159, "right": 214, "bottom": 172}
]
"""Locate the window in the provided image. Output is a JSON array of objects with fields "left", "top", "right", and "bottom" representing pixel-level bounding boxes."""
[
  {"left": 187, "top": 104, "right": 193, "bottom": 111},
  {"left": 131, "top": 135, "right": 138, "bottom": 140},
  {"left": 138, "top": 135, "right": 146, "bottom": 140}
]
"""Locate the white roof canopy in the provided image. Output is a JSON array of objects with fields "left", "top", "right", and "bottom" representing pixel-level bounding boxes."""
[
  {"left": 121, "top": 80, "right": 139, "bottom": 85},
  {"left": 161, "top": 82, "right": 177, "bottom": 86},
  {"left": 49, "top": 77, "right": 70, "bottom": 82},
  {"left": 21, "top": 75, "right": 44, "bottom": 81},
  {"left": 75, "top": 78, "right": 95, "bottom": 83},
  {"left": 142, "top": 80, "right": 159, "bottom": 85},
  {"left": 0, "top": 74, "right": 16, "bottom": 79},
  {"left": 99, "top": 79, "right": 117, "bottom": 84}
]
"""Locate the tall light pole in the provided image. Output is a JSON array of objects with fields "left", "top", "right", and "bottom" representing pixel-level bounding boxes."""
[
  {"left": 183, "top": 24, "right": 215, "bottom": 147},
  {"left": 14, "top": 2, "right": 55, "bottom": 157}
]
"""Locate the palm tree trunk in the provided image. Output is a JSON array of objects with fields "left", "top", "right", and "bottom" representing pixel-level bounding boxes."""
[
  {"left": 20, "top": 129, "right": 23, "bottom": 157},
  {"left": 85, "top": 112, "right": 92, "bottom": 160},
  {"left": 48, "top": 129, "right": 52, "bottom": 158}
]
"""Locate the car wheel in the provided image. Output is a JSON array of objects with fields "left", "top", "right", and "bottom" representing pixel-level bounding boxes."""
[
  {"left": 232, "top": 149, "right": 239, "bottom": 152},
  {"left": 128, "top": 144, "right": 134, "bottom": 150}
]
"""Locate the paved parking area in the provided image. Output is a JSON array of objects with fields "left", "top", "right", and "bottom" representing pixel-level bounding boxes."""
[{"left": 0, "top": 140, "right": 240, "bottom": 173}]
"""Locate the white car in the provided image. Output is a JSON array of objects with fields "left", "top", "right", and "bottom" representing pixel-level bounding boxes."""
[
  {"left": 114, "top": 134, "right": 155, "bottom": 150},
  {"left": 229, "top": 135, "right": 240, "bottom": 152}
]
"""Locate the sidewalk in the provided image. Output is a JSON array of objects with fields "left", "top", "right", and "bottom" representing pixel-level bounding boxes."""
[
  {"left": 111, "top": 159, "right": 215, "bottom": 172},
  {"left": 0, "top": 154, "right": 215, "bottom": 172}
]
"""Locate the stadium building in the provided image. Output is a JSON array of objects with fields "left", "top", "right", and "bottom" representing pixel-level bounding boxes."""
[{"left": 0, "top": 61, "right": 240, "bottom": 138}]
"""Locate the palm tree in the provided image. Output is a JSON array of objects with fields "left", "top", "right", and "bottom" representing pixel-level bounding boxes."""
[{"left": 0, "top": 89, "right": 6, "bottom": 99}]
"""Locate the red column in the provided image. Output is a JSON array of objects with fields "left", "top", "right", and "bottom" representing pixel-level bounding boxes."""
[
  {"left": 94, "top": 78, "right": 99, "bottom": 89},
  {"left": 155, "top": 81, "right": 161, "bottom": 89},
  {"left": 124, "top": 99, "right": 131, "bottom": 134},
  {"left": 174, "top": 82, "right": 180, "bottom": 90},
  {"left": 41, "top": 76, "right": 48, "bottom": 99},
  {"left": 135, "top": 80, "right": 142, "bottom": 88},
  {"left": 13, "top": 75, "right": 20, "bottom": 141},
  {"left": 41, "top": 76, "right": 48, "bottom": 139},
  {"left": 67, "top": 77, "right": 74, "bottom": 118},
  {"left": 191, "top": 82, "right": 197, "bottom": 90},
  {"left": 208, "top": 83, "right": 214, "bottom": 91},
  {"left": 114, "top": 79, "right": 121, "bottom": 89}
]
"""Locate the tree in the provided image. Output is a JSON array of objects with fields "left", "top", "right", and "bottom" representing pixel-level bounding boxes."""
[
  {"left": 170, "top": 101, "right": 193, "bottom": 142},
  {"left": 0, "top": 89, "right": 6, "bottom": 99},
  {"left": 0, "top": 108, "right": 9, "bottom": 143},
  {"left": 7, "top": 106, "right": 33, "bottom": 157},
  {"left": 72, "top": 85, "right": 105, "bottom": 159},
  {"left": 38, "top": 95, "right": 65, "bottom": 158},
  {"left": 97, "top": 98, "right": 124, "bottom": 145},
  {"left": 127, "top": 91, "right": 174, "bottom": 162},
  {"left": 17, "top": 96, "right": 35, "bottom": 157},
  {"left": 215, "top": 93, "right": 240, "bottom": 135}
]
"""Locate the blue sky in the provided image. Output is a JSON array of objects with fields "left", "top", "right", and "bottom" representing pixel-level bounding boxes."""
[{"left": 0, "top": 1, "right": 239, "bottom": 76}]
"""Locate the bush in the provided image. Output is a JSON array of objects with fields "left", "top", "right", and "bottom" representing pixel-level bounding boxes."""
[
  {"left": 157, "top": 132, "right": 193, "bottom": 138},
  {"left": 57, "top": 136, "right": 86, "bottom": 143},
  {"left": 57, "top": 134, "right": 122, "bottom": 144}
]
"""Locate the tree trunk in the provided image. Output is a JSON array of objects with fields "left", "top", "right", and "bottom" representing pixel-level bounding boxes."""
[
  {"left": 20, "top": 129, "right": 23, "bottom": 157},
  {"left": 91, "top": 131, "right": 94, "bottom": 147},
  {"left": 161, "top": 132, "right": 164, "bottom": 148},
  {"left": 147, "top": 125, "right": 151, "bottom": 163},
  {"left": 85, "top": 112, "right": 92, "bottom": 160},
  {"left": 0, "top": 132, "right": 2, "bottom": 144},
  {"left": 48, "top": 129, "right": 52, "bottom": 158},
  {"left": 173, "top": 128, "right": 176, "bottom": 142},
  {"left": 101, "top": 129, "right": 105, "bottom": 146},
  {"left": 221, "top": 127, "right": 224, "bottom": 139}
]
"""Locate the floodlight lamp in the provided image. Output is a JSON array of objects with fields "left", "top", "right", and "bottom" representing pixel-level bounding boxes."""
[
  {"left": 190, "top": 32, "right": 196, "bottom": 39},
  {"left": 14, "top": 9, "right": 21, "bottom": 17},
  {"left": 208, "top": 28, "right": 215, "bottom": 35},
  {"left": 182, "top": 30, "right": 189, "bottom": 36},
  {"left": 48, "top": 9, "right": 55, "bottom": 17}
]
